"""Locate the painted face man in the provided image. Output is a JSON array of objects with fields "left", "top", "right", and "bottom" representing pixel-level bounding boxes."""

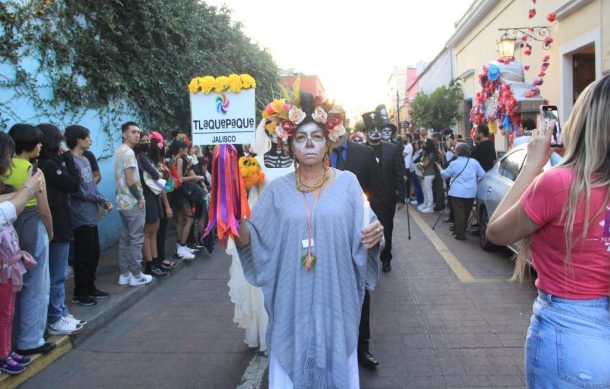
[{"left": 380, "top": 126, "right": 393, "bottom": 144}]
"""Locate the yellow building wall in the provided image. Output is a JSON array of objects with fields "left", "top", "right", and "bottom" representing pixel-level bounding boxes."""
[{"left": 452, "top": 0, "right": 607, "bottom": 148}]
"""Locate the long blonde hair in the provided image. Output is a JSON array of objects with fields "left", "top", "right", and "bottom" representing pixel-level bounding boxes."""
[{"left": 513, "top": 75, "right": 610, "bottom": 281}]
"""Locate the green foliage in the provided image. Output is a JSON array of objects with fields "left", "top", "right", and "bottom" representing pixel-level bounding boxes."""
[
  {"left": 411, "top": 81, "right": 464, "bottom": 131},
  {"left": 0, "top": 0, "right": 280, "bottom": 133},
  {"left": 353, "top": 119, "right": 365, "bottom": 133}
]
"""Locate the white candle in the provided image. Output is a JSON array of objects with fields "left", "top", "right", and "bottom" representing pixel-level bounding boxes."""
[{"left": 363, "top": 194, "right": 370, "bottom": 228}]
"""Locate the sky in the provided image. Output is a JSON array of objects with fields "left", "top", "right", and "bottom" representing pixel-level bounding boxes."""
[{"left": 205, "top": 0, "right": 474, "bottom": 116}]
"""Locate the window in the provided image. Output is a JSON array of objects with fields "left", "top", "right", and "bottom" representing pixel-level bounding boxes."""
[{"left": 498, "top": 149, "right": 526, "bottom": 181}]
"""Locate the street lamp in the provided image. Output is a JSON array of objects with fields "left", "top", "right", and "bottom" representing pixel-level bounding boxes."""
[
  {"left": 497, "top": 32, "right": 516, "bottom": 60},
  {"left": 497, "top": 26, "right": 553, "bottom": 59}
]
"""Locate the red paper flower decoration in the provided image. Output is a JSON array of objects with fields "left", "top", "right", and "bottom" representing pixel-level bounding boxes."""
[
  {"left": 524, "top": 65, "right": 530, "bottom": 71},
  {"left": 528, "top": 9, "right": 536, "bottom": 19},
  {"left": 542, "top": 55, "right": 550, "bottom": 62},
  {"left": 538, "top": 71, "right": 546, "bottom": 77},
  {"left": 543, "top": 36, "right": 554, "bottom": 48},
  {"left": 546, "top": 12, "right": 556, "bottom": 22}
]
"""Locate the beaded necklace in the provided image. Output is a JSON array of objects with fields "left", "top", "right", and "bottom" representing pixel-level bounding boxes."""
[{"left": 295, "top": 166, "right": 329, "bottom": 193}]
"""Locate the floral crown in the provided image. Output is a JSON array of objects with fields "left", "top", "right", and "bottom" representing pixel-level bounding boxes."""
[{"left": 262, "top": 82, "right": 346, "bottom": 149}]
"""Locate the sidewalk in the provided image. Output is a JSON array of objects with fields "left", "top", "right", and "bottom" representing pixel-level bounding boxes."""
[{"left": 0, "top": 227, "right": 202, "bottom": 388}]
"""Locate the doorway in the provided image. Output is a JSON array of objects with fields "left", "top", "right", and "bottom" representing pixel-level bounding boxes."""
[{"left": 572, "top": 46, "right": 596, "bottom": 103}]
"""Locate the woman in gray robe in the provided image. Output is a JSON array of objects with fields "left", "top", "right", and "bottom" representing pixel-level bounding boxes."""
[{"left": 235, "top": 93, "right": 383, "bottom": 388}]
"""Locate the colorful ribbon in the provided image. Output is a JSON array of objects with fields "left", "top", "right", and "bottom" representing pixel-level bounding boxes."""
[{"left": 204, "top": 145, "right": 250, "bottom": 247}]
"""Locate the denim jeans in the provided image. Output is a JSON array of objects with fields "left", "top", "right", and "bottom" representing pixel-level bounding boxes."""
[
  {"left": 410, "top": 171, "right": 424, "bottom": 204},
  {"left": 525, "top": 291, "right": 610, "bottom": 388},
  {"left": 48, "top": 242, "right": 70, "bottom": 323},
  {"left": 14, "top": 220, "right": 50, "bottom": 350}
]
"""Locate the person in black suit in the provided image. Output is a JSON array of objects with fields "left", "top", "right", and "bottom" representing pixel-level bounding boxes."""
[
  {"left": 363, "top": 106, "right": 406, "bottom": 273},
  {"left": 330, "top": 135, "right": 382, "bottom": 369}
]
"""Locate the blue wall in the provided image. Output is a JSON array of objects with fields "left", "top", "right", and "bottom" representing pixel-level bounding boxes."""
[{"left": 0, "top": 56, "right": 141, "bottom": 251}]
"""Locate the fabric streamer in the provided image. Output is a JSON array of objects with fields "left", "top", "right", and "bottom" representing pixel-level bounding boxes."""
[{"left": 204, "top": 144, "right": 251, "bottom": 247}]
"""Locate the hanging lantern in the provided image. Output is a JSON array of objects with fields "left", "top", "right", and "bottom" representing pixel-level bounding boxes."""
[{"left": 497, "top": 32, "right": 516, "bottom": 60}]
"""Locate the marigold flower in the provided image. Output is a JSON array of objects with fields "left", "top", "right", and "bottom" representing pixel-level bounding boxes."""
[
  {"left": 188, "top": 78, "right": 200, "bottom": 93},
  {"left": 199, "top": 76, "right": 216, "bottom": 93},
  {"left": 227, "top": 74, "right": 242, "bottom": 93},
  {"left": 240, "top": 74, "right": 256, "bottom": 88},
  {"left": 214, "top": 76, "right": 229, "bottom": 92}
]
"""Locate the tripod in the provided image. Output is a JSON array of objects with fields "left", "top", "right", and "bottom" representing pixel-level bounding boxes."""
[{"left": 431, "top": 181, "right": 451, "bottom": 231}]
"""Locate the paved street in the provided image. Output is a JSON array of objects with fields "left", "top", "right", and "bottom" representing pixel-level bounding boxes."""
[{"left": 22, "top": 205, "right": 536, "bottom": 388}]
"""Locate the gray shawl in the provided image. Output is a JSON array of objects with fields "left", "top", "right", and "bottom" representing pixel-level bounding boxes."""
[{"left": 237, "top": 169, "right": 379, "bottom": 388}]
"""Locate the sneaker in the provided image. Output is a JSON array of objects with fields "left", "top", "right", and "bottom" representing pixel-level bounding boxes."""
[
  {"left": 145, "top": 264, "right": 169, "bottom": 278},
  {"left": 0, "top": 357, "right": 25, "bottom": 375},
  {"left": 176, "top": 245, "right": 195, "bottom": 260},
  {"left": 72, "top": 295, "right": 97, "bottom": 306},
  {"left": 118, "top": 273, "right": 132, "bottom": 285},
  {"left": 129, "top": 273, "right": 153, "bottom": 287},
  {"left": 47, "top": 317, "right": 84, "bottom": 336},
  {"left": 410, "top": 200, "right": 419, "bottom": 206},
  {"left": 65, "top": 313, "right": 87, "bottom": 327},
  {"left": 421, "top": 207, "right": 435, "bottom": 214},
  {"left": 88, "top": 289, "right": 110, "bottom": 299},
  {"left": 9, "top": 352, "right": 31, "bottom": 367}
]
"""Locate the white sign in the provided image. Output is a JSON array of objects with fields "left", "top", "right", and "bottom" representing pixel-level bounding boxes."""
[{"left": 190, "top": 88, "right": 256, "bottom": 145}]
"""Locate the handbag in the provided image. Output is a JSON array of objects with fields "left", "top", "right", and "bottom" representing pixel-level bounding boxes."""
[
  {"left": 143, "top": 171, "right": 166, "bottom": 195},
  {"left": 180, "top": 180, "right": 204, "bottom": 203}
]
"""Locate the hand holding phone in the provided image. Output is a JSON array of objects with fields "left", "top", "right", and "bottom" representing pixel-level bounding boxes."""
[{"left": 539, "top": 105, "right": 562, "bottom": 148}]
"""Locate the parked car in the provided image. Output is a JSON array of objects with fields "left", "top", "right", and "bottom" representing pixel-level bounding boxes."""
[{"left": 476, "top": 142, "right": 563, "bottom": 252}]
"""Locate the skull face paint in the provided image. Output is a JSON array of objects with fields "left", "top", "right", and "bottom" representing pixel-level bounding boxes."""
[
  {"left": 352, "top": 136, "right": 364, "bottom": 144},
  {"left": 381, "top": 126, "right": 393, "bottom": 143},
  {"left": 367, "top": 126, "right": 382, "bottom": 145},
  {"left": 291, "top": 122, "right": 327, "bottom": 166}
]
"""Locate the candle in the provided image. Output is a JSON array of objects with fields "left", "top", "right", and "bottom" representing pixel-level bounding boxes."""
[{"left": 363, "top": 194, "right": 370, "bottom": 228}]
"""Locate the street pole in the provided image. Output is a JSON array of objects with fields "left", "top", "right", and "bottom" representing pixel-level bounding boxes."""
[{"left": 397, "top": 90, "right": 411, "bottom": 240}]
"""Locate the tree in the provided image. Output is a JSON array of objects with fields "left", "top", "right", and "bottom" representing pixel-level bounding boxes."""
[
  {"left": 411, "top": 81, "right": 463, "bottom": 131},
  {"left": 0, "top": 0, "right": 280, "bottom": 132}
]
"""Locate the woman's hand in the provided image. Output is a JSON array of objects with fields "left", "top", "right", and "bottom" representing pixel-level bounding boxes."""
[
  {"left": 523, "top": 123, "right": 553, "bottom": 174},
  {"left": 166, "top": 206, "right": 174, "bottom": 219},
  {"left": 25, "top": 170, "right": 44, "bottom": 193},
  {"left": 362, "top": 220, "right": 384, "bottom": 248},
  {"left": 104, "top": 202, "right": 113, "bottom": 211}
]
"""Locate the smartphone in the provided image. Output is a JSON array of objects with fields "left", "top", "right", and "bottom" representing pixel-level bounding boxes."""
[{"left": 539, "top": 105, "right": 562, "bottom": 147}]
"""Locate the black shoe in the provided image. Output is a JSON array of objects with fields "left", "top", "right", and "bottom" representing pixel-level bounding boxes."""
[
  {"left": 449, "top": 225, "right": 455, "bottom": 231},
  {"left": 72, "top": 295, "right": 97, "bottom": 306},
  {"left": 88, "top": 289, "right": 110, "bottom": 299},
  {"left": 382, "top": 262, "right": 392, "bottom": 273},
  {"left": 146, "top": 264, "right": 169, "bottom": 278},
  {"left": 17, "top": 342, "right": 56, "bottom": 355},
  {"left": 358, "top": 351, "right": 380, "bottom": 369},
  {"left": 442, "top": 217, "right": 454, "bottom": 224}
]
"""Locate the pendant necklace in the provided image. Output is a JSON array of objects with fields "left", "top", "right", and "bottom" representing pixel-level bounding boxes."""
[{"left": 301, "top": 189, "right": 321, "bottom": 271}]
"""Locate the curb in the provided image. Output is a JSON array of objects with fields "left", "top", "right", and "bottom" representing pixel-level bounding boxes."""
[
  {"left": 0, "top": 249, "right": 199, "bottom": 387},
  {"left": 0, "top": 336, "right": 71, "bottom": 389}
]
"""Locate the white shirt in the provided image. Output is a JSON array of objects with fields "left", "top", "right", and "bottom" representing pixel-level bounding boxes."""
[{"left": 403, "top": 143, "right": 413, "bottom": 170}]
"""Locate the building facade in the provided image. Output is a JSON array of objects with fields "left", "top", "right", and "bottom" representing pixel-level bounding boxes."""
[
  {"left": 447, "top": 0, "right": 609, "bottom": 151},
  {"left": 280, "top": 73, "right": 325, "bottom": 99}
]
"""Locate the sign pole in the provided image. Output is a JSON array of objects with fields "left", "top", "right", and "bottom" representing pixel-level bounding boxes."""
[{"left": 398, "top": 90, "right": 411, "bottom": 240}]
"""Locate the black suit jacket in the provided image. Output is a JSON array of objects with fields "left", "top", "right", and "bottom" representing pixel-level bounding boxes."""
[
  {"left": 339, "top": 141, "right": 383, "bottom": 215},
  {"left": 371, "top": 142, "right": 406, "bottom": 206}
]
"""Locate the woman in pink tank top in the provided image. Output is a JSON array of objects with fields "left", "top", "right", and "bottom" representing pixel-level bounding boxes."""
[{"left": 487, "top": 75, "right": 610, "bottom": 388}]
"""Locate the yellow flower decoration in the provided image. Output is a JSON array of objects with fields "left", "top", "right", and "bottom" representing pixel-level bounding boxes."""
[
  {"left": 214, "top": 76, "right": 229, "bottom": 92},
  {"left": 240, "top": 74, "right": 256, "bottom": 89},
  {"left": 227, "top": 74, "right": 243, "bottom": 93},
  {"left": 188, "top": 74, "right": 256, "bottom": 94},
  {"left": 271, "top": 99, "right": 287, "bottom": 113},
  {"left": 188, "top": 78, "right": 200, "bottom": 93},
  {"left": 199, "top": 76, "right": 215, "bottom": 93}
]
